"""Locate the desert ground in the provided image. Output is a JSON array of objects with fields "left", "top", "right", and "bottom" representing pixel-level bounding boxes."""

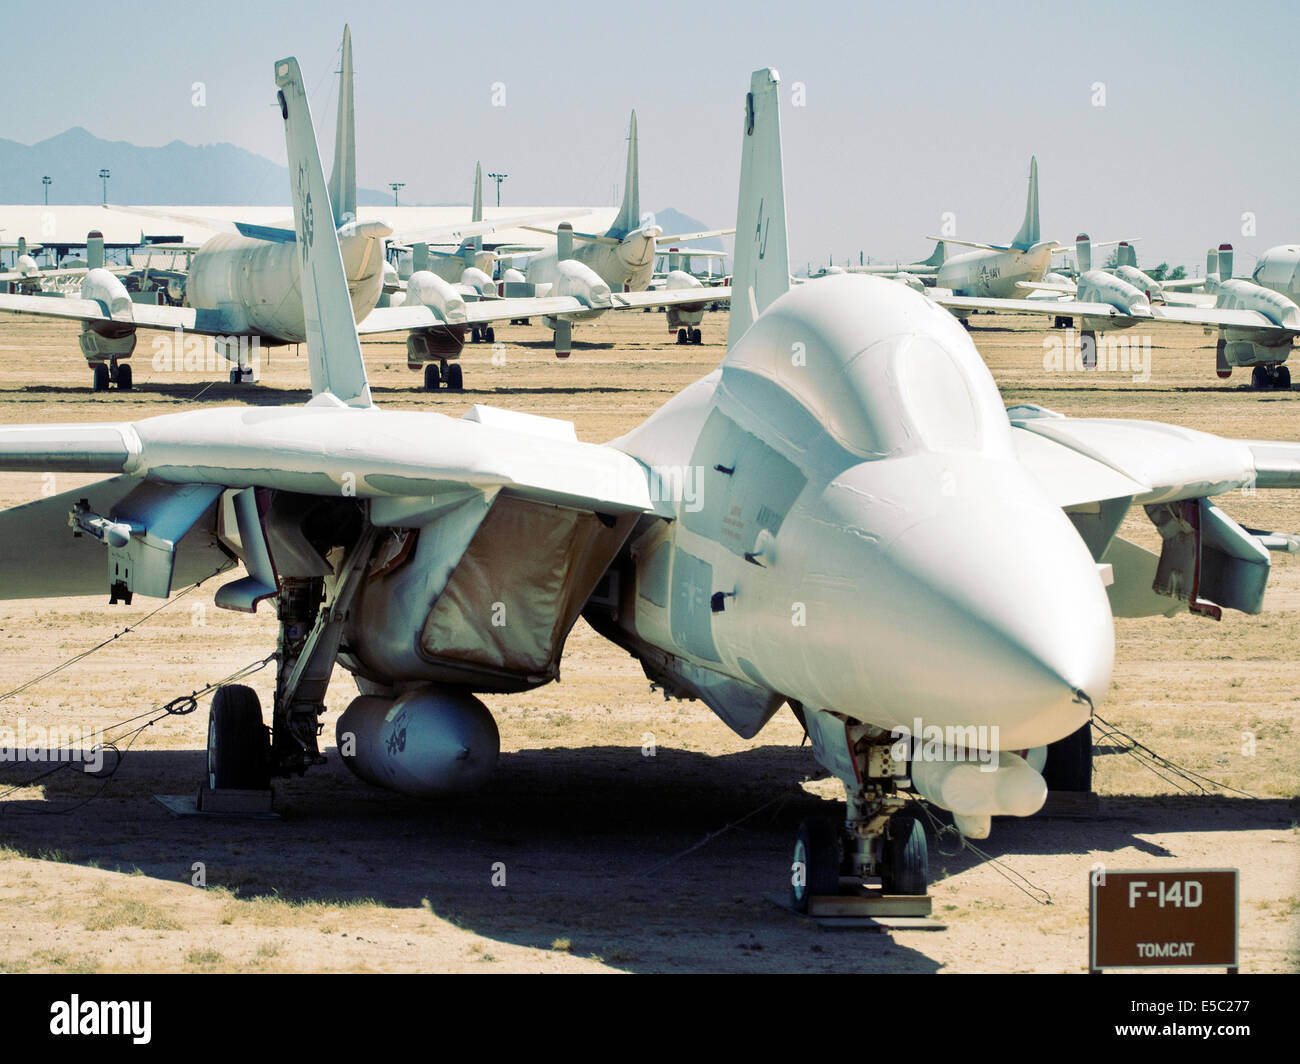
[{"left": 0, "top": 306, "right": 1295, "bottom": 974}]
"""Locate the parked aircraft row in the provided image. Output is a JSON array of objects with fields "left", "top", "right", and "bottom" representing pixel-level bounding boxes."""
[
  {"left": 2, "top": 47, "right": 1300, "bottom": 908},
  {"left": 0, "top": 27, "right": 732, "bottom": 393}
]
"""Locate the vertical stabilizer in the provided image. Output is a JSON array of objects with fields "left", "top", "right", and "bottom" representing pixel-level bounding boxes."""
[
  {"left": 1118, "top": 241, "right": 1136, "bottom": 268},
  {"left": 1206, "top": 247, "right": 1220, "bottom": 281},
  {"left": 471, "top": 162, "right": 483, "bottom": 253},
  {"left": 328, "top": 25, "right": 357, "bottom": 228},
  {"left": 609, "top": 111, "right": 640, "bottom": 238},
  {"left": 86, "top": 231, "right": 104, "bottom": 270},
  {"left": 275, "top": 55, "right": 372, "bottom": 408},
  {"left": 1011, "top": 156, "right": 1040, "bottom": 250},
  {"left": 727, "top": 68, "right": 790, "bottom": 349},
  {"left": 1218, "top": 243, "right": 1234, "bottom": 281},
  {"left": 922, "top": 241, "right": 946, "bottom": 268},
  {"left": 1075, "top": 233, "right": 1092, "bottom": 274}
]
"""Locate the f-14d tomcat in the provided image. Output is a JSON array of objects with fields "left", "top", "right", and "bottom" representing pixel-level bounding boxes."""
[{"left": 2, "top": 59, "right": 1299, "bottom": 909}]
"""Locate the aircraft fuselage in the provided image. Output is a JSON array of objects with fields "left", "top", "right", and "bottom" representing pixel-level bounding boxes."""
[{"left": 937, "top": 244, "right": 1055, "bottom": 299}]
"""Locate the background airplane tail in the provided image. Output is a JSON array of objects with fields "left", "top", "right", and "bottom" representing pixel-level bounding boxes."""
[
  {"left": 1010, "top": 156, "right": 1040, "bottom": 250},
  {"left": 726, "top": 68, "right": 790, "bottom": 349},
  {"left": 1075, "top": 233, "right": 1091, "bottom": 273},
  {"left": 471, "top": 162, "right": 483, "bottom": 252},
  {"left": 609, "top": 111, "right": 640, "bottom": 238},
  {"left": 276, "top": 55, "right": 372, "bottom": 408},
  {"left": 922, "top": 241, "right": 946, "bottom": 268},
  {"left": 1118, "top": 241, "right": 1137, "bottom": 268},
  {"left": 328, "top": 24, "right": 357, "bottom": 228}
]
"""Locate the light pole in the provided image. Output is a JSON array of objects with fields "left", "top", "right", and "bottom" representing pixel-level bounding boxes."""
[
  {"left": 98, "top": 169, "right": 111, "bottom": 204},
  {"left": 42, "top": 176, "right": 51, "bottom": 205},
  {"left": 487, "top": 172, "right": 507, "bottom": 207},
  {"left": 389, "top": 182, "right": 405, "bottom": 207}
]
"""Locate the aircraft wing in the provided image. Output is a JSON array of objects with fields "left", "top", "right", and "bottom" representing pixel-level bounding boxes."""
[
  {"left": 657, "top": 228, "right": 735, "bottom": 244},
  {"left": 1149, "top": 305, "right": 1299, "bottom": 336},
  {"left": 1009, "top": 406, "right": 1258, "bottom": 507},
  {"left": 934, "top": 293, "right": 1133, "bottom": 320},
  {"left": 610, "top": 287, "right": 731, "bottom": 309},
  {"left": 0, "top": 292, "right": 249, "bottom": 336},
  {"left": 356, "top": 296, "right": 604, "bottom": 333},
  {"left": 390, "top": 209, "right": 591, "bottom": 248}
]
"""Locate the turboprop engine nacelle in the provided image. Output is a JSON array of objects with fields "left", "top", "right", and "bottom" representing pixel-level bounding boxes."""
[
  {"left": 336, "top": 689, "right": 499, "bottom": 797},
  {"left": 406, "top": 271, "right": 467, "bottom": 324},
  {"left": 78, "top": 267, "right": 137, "bottom": 361},
  {"left": 1113, "top": 264, "right": 1162, "bottom": 302},
  {"left": 404, "top": 271, "right": 467, "bottom": 361},
  {"left": 665, "top": 269, "right": 706, "bottom": 330},
  {"left": 1075, "top": 270, "right": 1152, "bottom": 318},
  {"left": 550, "top": 259, "right": 612, "bottom": 320},
  {"left": 1215, "top": 278, "right": 1300, "bottom": 367},
  {"left": 459, "top": 267, "right": 496, "bottom": 298}
]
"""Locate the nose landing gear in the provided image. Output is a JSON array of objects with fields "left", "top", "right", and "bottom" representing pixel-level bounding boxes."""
[{"left": 789, "top": 722, "right": 931, "bottom": 917}]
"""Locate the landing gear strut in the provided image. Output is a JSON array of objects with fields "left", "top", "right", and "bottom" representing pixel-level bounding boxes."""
[{"left": 789, "top": 727, "right": 929, "bottom": 913}]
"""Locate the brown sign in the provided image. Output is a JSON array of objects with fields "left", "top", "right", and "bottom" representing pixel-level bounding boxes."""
[{"left": 1091, "top": 869, "right": 1238, "bottom": 971}]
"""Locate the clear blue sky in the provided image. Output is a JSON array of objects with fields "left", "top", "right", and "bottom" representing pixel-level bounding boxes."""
[{"left": 4, "top": 0, "right": 1297, "bottom": 271}]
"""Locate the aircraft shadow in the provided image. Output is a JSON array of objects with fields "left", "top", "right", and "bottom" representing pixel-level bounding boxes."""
[
  {"left": 0, "top": 743, "right": 942, "bottom": 973},
  {"left": 4, "top": 743, "right": 1287, "bottom": 972}
]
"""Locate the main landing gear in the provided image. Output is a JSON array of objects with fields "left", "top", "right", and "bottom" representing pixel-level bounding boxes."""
[
  {"left": 675, "top": 327, "right": 703, "bottom": 345},
  {"left": 420, "top": 360, "right": 464, "bottom": 392},
  {"left": 91, "top": 361, "right": 133, "bottom": 392},
  {"left": 469, "top": 325, "right": 496, "bottom": 344},
  {"left": 1250, "top": 364, "right": 1291, "bottom": 390}
]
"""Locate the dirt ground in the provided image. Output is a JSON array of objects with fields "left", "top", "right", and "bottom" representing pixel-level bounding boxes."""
[{"left": 0, "top": 306, "right": 1295, "bottom": 974}]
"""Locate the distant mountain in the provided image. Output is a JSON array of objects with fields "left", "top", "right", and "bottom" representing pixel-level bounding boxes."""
[
  {"left": 652, "top": 207, "right": 729, "bottom": 272},
  {"left": 0, "top": 127, "right": 394, "bottom": 206}
]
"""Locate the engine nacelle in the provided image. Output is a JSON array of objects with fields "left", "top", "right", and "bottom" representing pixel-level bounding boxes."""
[
  {"left": 548, "top": 259, "right": 612, "bottom": 323},
  {"left": 459, "top": 267, "right": 496, "bottom": 298},
  {"left": 1075, "top": 270, "right": 1151, "bottom": 317},
  {"left": 78, "top": 267, "right": 137, "bottom": 361},
  {"left": 406, "top": 270, "right": 467, "bottom": 324},
  {"left": 1113, "top": 264, "right": 1162, "bottom": 302},
  {"left": 336, "top": 689, "right": 499, "bottom": 797},
  {"left": 1216, "top": 278, "right": 1300, "bottom": 330}
]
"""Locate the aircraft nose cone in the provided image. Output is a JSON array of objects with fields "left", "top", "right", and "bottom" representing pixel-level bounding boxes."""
[{"left": 870, "top": 492, "right": 1114, "bottom": 750}]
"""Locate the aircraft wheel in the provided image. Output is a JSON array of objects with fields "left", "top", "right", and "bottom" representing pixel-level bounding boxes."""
[
  {"left": 1251, "top": 366, "right": 1269, "bottom": 390},
  {"left": 445, "top": 363, "right": 464, "bottom": 392},
  {"left": 791, "top": 816, "right": 841, "bottom": 913},
  {"left": 1042, "top": 721, "right": 1093, "bottom": 793},
  {"left": 485, "top": 327, "right": 495, "bottom": 343},
  {"left": 116, "top": 364, "right": 133, "bottom": 391},
  {"left": 207, "top": 685, "right": 270, "bottom": 791},
  {"left": 676, "top": 329, "right": 688, "bottom": 345},
  {"left": 882, "top": 810, "right": 928, "bottom": 896},
  {"left": 1275, "top": 366, "right": 1291, "bottom": 390},
  {"left": 423, "top": 363, "right": 441, "bottom": 391},
  {"left": 690, "top": 328, "right": 702, "bottom": 344},
  {"left": 92, "top": 364, "right": 110, "bottom": 392}
]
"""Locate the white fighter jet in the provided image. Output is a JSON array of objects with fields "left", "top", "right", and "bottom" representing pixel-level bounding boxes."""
[{"left": 3, "top": 60, "right": 1300, "bottom": 909}]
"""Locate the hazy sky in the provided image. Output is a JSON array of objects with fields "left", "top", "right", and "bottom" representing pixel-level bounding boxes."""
[{"left": 5, "top": 1, "right": 1297, "bottom": 272}]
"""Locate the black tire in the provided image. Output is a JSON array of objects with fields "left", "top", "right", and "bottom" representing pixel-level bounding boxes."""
[
  {"left": 676, "top": 329, "right": 688, "bottom": 345},
  {"left": 485, "top": 327, "right": 495, "bottom": 343},
  {"left": 116, "top": 363, "right": 133, "bottom": 391},
  {"left": 690, "top": 328, "right": 702, "bottom": 344},
  {"left": 92, "top": 364, "right": 110, "bottom": 392},
  {"left": 1042, "top": 721, "right": 1093, "bottom": 793},
  {"left": 882, "top": 811, "right": 928, "bottom": 896},
  {"left": 423, "top": 363, "right": 441, "bottom": 391},
  {"left": 1276, "top": 365, "right": 1292, "bottom": 390},
  {"left": 1251, "top": 366, "right": 1269, "bottom": 390},
  {"left": 207, "top": 685, "right": 270, "bottom": 791},
  {"left": 445, "top": 363, "right": 464, "bottom": 391},
  {"left": 791, "top": 816, "right": 841, "bottom": 913}
]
